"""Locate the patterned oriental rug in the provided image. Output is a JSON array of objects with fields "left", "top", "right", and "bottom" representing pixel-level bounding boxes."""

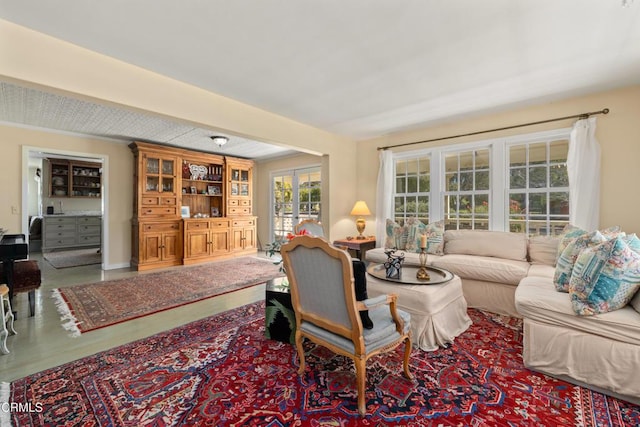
[
  {"left": 9, "top": 303, "right": 640, "bottom": 426},
  {"left": 51, "top": 257, "right": 281, "bottom": 336}
]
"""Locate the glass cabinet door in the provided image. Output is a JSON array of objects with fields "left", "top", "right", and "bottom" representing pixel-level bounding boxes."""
[
  {"left": 144, "top": 156, "right": 175, "bottom": 193},
  {"left": 161, "top": 159, "right": 175, "bottom": 192}
]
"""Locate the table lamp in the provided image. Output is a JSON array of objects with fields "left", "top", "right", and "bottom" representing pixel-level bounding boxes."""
[{"left": 350, "top": 200, "right": 371, "bottom": 240}]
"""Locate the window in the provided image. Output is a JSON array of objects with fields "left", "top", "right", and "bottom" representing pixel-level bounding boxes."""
[
  {"left": 393, "top": 156, "right": 430, "bottom": 225},
  {"left": 443, "top": 149, "right": 490, "bottom": 230},
  {"left": 391, "top": 129, "right": 571, "bottom": 235},
  {"left": 508, "top": 139, "right": 569, "bottom": 235}
]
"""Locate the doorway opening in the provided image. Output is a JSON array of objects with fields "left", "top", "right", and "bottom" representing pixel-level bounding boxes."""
[{"left": 22, "top": 146, "right": 108, "bottom": 269}]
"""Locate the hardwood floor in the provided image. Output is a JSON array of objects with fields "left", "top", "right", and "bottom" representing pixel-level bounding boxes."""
[{"left": 0, "top": 251, "right": 264, "bottom": 382}]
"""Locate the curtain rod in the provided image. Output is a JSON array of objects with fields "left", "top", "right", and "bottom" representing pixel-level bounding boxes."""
[{"left": 377, "top": 108, "right": 610, "bottom": 151}]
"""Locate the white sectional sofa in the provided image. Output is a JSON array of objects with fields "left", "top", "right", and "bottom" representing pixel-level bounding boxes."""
[{"left": 365, "top": 228, "right": 640, "bottom": 405}]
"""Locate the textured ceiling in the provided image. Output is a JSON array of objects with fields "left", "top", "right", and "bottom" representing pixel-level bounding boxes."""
[
  {"left": 0, "top": 81, "right": 297, "bottom": 160},
  {"left": 1, "top": 1, "right": 639, "bottom": 157}
]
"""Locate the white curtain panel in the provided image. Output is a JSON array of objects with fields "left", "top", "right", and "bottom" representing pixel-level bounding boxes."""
[
  {"left": 375, "top": 149, "right": 394, "bottom": 247},
  {"left": 567, "top": 117, "right": 601, "bottom": 231}
]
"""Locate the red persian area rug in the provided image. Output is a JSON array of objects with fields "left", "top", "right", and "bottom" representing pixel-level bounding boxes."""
[
  {"left": 9, "top": 303, "right": 640, "bottom": 426},
  {"left": 51, "top": 257, "right": 281, "bottom": 336}
]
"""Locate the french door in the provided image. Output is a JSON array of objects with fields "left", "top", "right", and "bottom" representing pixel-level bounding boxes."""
[{"left": 271, "top": 167, "right": 321, "bottom": 243}]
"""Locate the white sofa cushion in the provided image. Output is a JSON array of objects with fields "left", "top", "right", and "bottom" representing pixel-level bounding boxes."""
[
  {"left": 528, "top": 235, "right": 560, "bottom": 266},
  {"left": 431, "top": 254, "right": 529, "bottom": 285},
  {"left": 444, "top": 230, "right": 528, "bottom": 261},
  {"left": 516, "top": 276, "right": 640, "bottom": 346},
  {"left": 527, "top": 264, "right": 555, "bottom": 279}
]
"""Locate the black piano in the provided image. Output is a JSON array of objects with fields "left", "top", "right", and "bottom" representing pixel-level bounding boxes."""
[{"left": 0, "top": 233, "right": 29, "bottom": 300}]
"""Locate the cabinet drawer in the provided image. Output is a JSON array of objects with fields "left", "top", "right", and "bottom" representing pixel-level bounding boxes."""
[
  {"left": 143, "top": 222, "right": 181, "bottom": 233},
  {"left": 186, "top": 221, "right": 209, "bottom": 230},
  {"left": 78, "top": 235, "right": 101, "bottom": 245},
  {"left": 45, "top": 229, "right": 75, "bottom": 238},
  {"left": 140, "top": 206, "right": 177, "bottom": 217},
  {"left": 46, "top": 237, "right": 76, "bottom": 247},
  {"left": 232, "top": 219, "right": 255, "bottom": 227},
  {"left": 45, "top": 224, "right": 76, "bottom": 233},
  {"left": 142, "top": 196, "right": 160, "bottom": 205},
  {"left": 78, "top": 225, "right": 101, "bottom": 235},
  {"left": 210, "top": 220, "right": 230, "bottom": 228},
  {"left": 45, "top": 217, "right": 76, "bottom": 226},
  {"left": 161, "top": 197, "right": 177, "bottom": 205},
  {"left": 228, "top": 207, "right": 252, "bottom": 215},
  {"left": 77, "top": 216, "right": 101, "bottom": 226},
  {"left": 228, "top": 198, "right": 251, "bottom": 207}
]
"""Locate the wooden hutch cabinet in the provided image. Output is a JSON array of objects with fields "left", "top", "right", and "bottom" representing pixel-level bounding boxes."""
[
  {"left": 129, "top": 141, "right": 256, "bottom": 271},
  {"left": 49, "top": 159, "right": 102, "bottom": 198}
]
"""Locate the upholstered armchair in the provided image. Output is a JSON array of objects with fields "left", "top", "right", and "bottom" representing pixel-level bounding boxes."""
[{"left": 280, "top": 235, "right": 413, "bottom": 416}]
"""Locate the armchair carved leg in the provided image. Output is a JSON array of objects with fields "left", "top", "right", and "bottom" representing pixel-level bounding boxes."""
[
  {"left": 355, "top": 358, "right": 367, "bottom": 416},
  {"left": 295, "top": 330, "right": 306, "bottom": 375},
  {"left": 402, "top": 337, "right": 413, "bottom": 380}
]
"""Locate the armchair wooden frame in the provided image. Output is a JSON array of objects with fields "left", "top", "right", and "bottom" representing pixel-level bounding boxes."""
[{"left": 281, "top": 235, "right": 412, "bottom": 415}]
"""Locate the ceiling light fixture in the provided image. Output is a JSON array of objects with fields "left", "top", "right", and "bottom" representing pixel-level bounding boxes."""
[{"left": 210, "top": 136, "right": 229, "bottom": 147}]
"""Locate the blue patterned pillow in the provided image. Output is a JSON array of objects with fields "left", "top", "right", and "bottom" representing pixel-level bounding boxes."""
[
  {"left": 556, "top": 224, "right": 587, "bottom": 261},
  {"left": 624, "top": 233, "right": 640, "bottom": 253},
  {"left": 385, "top": 219, "right": 405, "bottom": 249},
  {"left": 424, "top": 220, "right": 445, "bottom": 255},
  {"left": 553, "top": 231, "right": 606, "bottom": 292},
  {"left": 569, "top": 236, "right": 640, "bottom": 316},
  {"left": 403, "top": 218, "right": 424, "bottom": 252},
  {"left": 403, "top": 219, "right": 444, "bottom": 254}
]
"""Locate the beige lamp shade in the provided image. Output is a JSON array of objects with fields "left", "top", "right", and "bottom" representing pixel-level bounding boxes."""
[{"left": 350, "top": 201, "right": 371, "bottom": 239}]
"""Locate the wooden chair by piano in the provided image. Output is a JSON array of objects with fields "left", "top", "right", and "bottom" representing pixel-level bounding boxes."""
[{"left": 0, "top": 284, "right": 17, "bottom": 354}]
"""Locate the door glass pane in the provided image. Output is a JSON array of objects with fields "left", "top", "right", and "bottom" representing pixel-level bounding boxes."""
[
  {"left": 241, "top": 170, "right": 249, "bottom": 182},
  {"left": 146, "top": 176, "right": 159, "bottom": 192},
  {"left": 162, "top": 159, "right": 174, "bottom": 175},
  {"left": 146, "top": 158, "right": 159, "bottom": 174},
  {"left": 162, "top": 177, "right": 173, "bottom": 192}
]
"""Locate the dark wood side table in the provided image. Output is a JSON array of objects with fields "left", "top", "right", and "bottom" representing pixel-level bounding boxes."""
[{"left": 333, "top": 237, "right": 376, "bottom": 261}]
